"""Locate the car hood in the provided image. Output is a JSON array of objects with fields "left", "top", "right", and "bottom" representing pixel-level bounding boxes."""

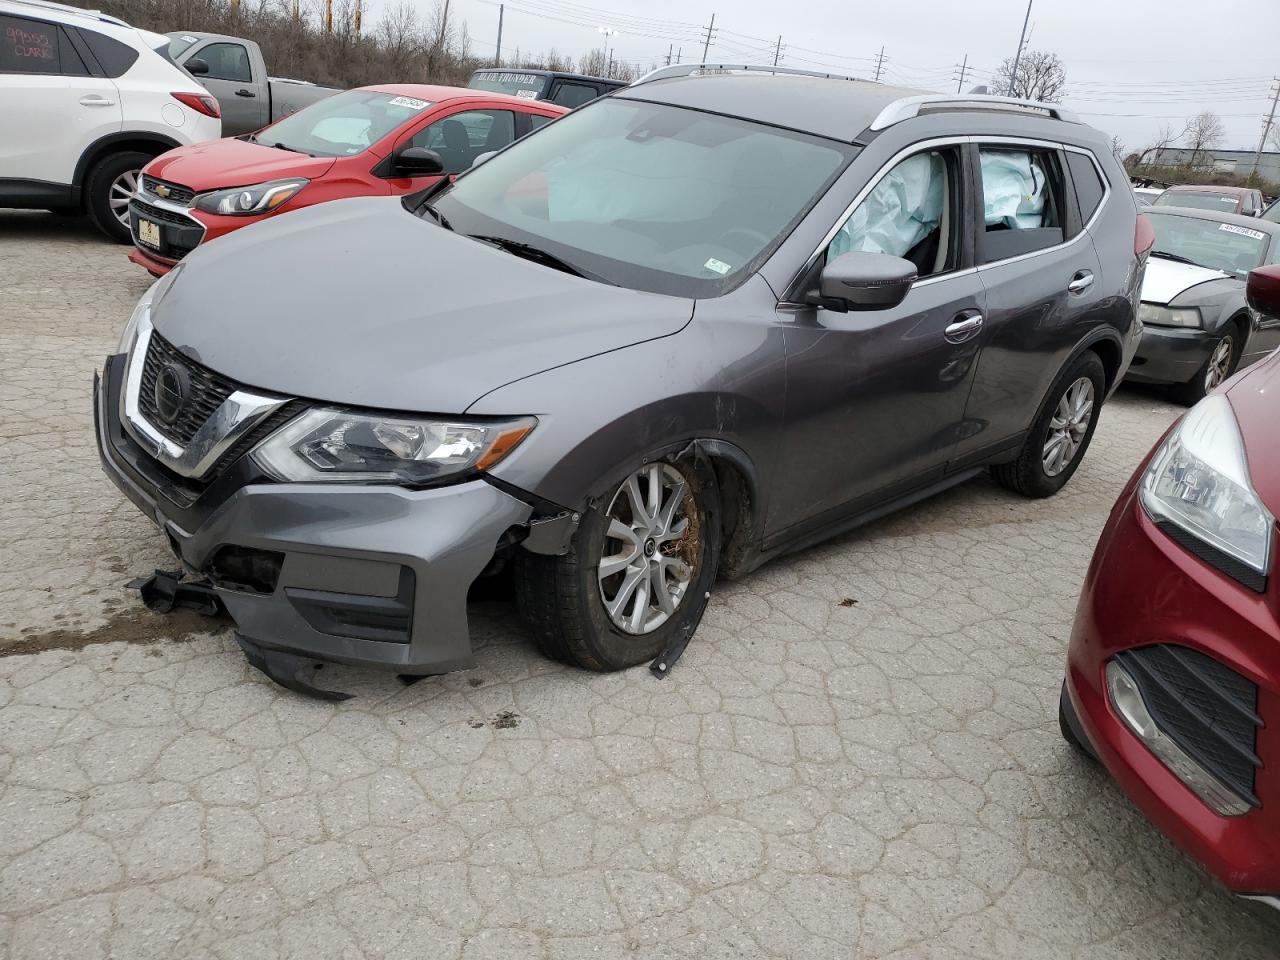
[
  {"left": 152, "top": 197, "right": 694, "bottom": 413},
  {"left": 145, "top": 137, "right": 337, "bottom": 191},
  {"left": 1225, "top": 350, "right": 1280, "bottom": 512},
  {"left": 1141, "top": 257, "right": 1232, "bottom": 305}
]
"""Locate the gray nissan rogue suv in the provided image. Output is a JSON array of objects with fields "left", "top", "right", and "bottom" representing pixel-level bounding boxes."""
[{"left": 95, "top": 65, "right": 1145, "bottom": 693}]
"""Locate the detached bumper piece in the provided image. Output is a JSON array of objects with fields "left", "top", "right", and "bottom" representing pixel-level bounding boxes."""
[
  {"left": 1111, "top": 644, "right": 1262, "bottom": 816},
  {"left": 236, "top": 634, "right": 353, "bottom": 702},
  {"left": 127, "top": 568, "right": 223, "bottom": 617}
]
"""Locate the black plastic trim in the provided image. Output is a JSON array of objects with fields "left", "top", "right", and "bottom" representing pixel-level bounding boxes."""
[
  {"left": 1153, "top": 518, "right": 1269, "bottom": 593},
  {"left": 286, "top": 567, "right": 416, "bottom": 644}
]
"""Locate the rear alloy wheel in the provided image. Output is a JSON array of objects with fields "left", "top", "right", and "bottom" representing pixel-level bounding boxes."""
[
  {"left": 85, "top": 150, "right": 150, "bottom": 244},
  {"left": 1172, "top": 332, "right": 1239, "bottom": 406},
  {"left": 991, "top": 351, "right": 1106, "bottom": 498},
  {"left": 516, "top": 456, "right": 720, "bottom": 671}
]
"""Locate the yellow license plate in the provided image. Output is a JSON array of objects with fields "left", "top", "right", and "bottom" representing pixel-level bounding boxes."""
[{"left": 138, "top": 218, "right": 161, "bottom": 248}]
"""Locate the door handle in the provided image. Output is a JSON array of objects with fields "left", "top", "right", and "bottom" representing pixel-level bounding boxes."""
[
  {"left": 235, "top": 89, "right": 256, "bottom": 97},
  {"left": 1068, "top": 270, "right": 1095, "bottom": 295},
  {"left": 79, "top": 95, "right": 116, "bottom": 106},
  {"left": 944, "top": 311, "right": 984, "bottom": 343}
]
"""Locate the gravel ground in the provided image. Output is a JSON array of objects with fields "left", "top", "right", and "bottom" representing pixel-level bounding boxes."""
[{"left": 1, "top": 209, "right": 1277, "bottom": 959}]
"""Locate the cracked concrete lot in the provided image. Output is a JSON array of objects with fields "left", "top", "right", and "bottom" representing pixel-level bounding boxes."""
[{"left": 1, "top": 209, "right": 1277, "bottom": 959}]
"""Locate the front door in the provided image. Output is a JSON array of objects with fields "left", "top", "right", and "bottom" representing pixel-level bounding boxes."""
[
  {"left": 768, "top": 141, "right": 986, "bottom": 541},
  {"left": 383, "top": 106, "right": 518, "bottom": 194},
  {"left": 182, "top": 40, "right": 265, "bottom": 133}
]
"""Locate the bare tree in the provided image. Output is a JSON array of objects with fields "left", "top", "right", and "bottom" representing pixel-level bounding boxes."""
[
  {"left": 1137, "top": 122, "right": 1188, "bottom": 166},
  {"left": 1108, "top": 135, "right": 1125, "bottom": 162},
  {"left": 994, "top": 50, "right": 1066, "bottom": 103},
  {"left": 1184, "top": 111, "right": 1225, "bottom": 168}
]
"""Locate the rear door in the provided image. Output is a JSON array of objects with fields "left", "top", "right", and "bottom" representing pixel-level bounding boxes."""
[
  {"left": 768, "top": 138, "right": 987, "bottom": 539},
  {"left": 0, "top": 12, "right": 121, "bottom": 191},
  {"left": 180, "top": 39, "right": 264, "bottom": 132},
  {"left": 950, "top": 139, "right": 1107, "bottom": 468}
]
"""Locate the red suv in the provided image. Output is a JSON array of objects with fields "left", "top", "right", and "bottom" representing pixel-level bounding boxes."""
[
  {"left": 1062, "top": 265, "right": 1280, "bottom": 912},
  {"left": 127, "top": 84, "right": 566, "bottom": 276}
]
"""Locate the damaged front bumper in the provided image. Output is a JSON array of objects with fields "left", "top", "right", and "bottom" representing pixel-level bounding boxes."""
[{"left": 95, "top": 354, "right": 535, "bottom": 675}]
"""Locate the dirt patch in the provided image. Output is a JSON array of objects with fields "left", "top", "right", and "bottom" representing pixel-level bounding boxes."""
[
  {"left": 490, "top": 710, "right": 521, "bottom": 729},
  {"left": 3, "top": 605, "right": 230, "bottom": 658},
  {"left": 838, "top": 597, "right": 858, "bottom": 607}
]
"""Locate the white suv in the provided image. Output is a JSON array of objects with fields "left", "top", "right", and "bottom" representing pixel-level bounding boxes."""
[{"left": 0, "top": 0, "right": 222, "bottom": 240}]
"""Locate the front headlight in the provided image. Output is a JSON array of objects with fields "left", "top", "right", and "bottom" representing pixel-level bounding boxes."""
[
  {"left": 194, "top": 178, "right": 309, "bottom": 216},
  {"left": 1137, "top": 302, "right": 1201, "bottom": 328},
  {"left": 1140, "top": 394, "right": 1273, "bottom": 583},
  {"left": 118, "top": 279, "right": 160, "bottom": 353},
  {"left": 252, "top": 408, "right": 536, "bottom": 484}
]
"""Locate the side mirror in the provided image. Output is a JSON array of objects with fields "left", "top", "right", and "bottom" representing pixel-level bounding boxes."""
[
  {"left": 1246, "top": 265, "right": 1280, "bottom": 320},
  {"left": 471, "top": 150, "right": 498, "bottom": 168},
  {"left": 809, "top": 251, "right": 918, "bottom": 312},
  {"left": 185, "top": 57, "right": 210, "bottom": 76},
  {"left": 393, "top": 146, "right": 444, "bottom": 175}
]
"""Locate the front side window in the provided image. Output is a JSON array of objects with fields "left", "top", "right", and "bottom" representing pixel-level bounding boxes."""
[
  {"left": 198, "top": 41, "right": 252, "bottom": 83},
  {"left": 1147, "top": 212, "right": 1270, "bottom": 278},
  {"left": 826, "top": 148, "right": 961, "bottom": 280},
  {"left": 549, "top": 81, "right": 598, "bottom": 109},
  {"left": 978, "top": 146, "right": 1067, "bottom": 263},
  {"left": 431, "top": 98, "right": 852, "bottom": 297},
  {"left": 411, "top": 109, "right": 515, "bottom": 173},
  {"left": 258, "top": 90, "right": 434, "bottom": 157}
]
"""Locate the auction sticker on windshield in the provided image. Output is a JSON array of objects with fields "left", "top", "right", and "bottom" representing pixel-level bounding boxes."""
[
  {"left": 1221, "top": 223, "right": 1267, "bottom": 241},
  {"left": 388, "top": 96, "right": 430, "bottom": 110}
]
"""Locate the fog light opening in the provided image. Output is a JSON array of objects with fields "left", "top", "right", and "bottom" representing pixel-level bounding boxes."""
[{"left": 1105, "top": 660, "right": 1253, "bottom": 818}]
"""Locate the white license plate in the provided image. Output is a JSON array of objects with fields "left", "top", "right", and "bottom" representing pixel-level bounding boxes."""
[{"left": 137, "top": 218, "right": 161, "bottom": 248}]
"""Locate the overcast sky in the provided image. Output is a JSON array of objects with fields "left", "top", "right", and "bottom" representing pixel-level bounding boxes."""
[{"left": 425, "top": 0, "right": 1280, "bottom": 154}]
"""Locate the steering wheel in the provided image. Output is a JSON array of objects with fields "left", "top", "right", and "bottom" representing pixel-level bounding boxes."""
[{"left": 718, "top": 227, "right": 772, "bottom": 254}]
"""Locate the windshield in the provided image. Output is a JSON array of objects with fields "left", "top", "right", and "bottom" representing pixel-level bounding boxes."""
[
  {"left": 1147, "top": 212, "right": 1270, "bottom": 278},
  {"left": 1153, "top": 191, "right": 1241, "bottom": 212},
  {"left": 468, "top": 70, "right": 548, "bottom": 99},
  {"left": 166, "top": 35, "right": 199, "bottom": 60},
  {"left": 257, "top": 90, "right": 433, "bottom": 157},
  {"left": 430, "top": 98, "right": 852, "bottom": 297},
  {"left": 1264, "top": 201, "right": 1280, "bottom": 223}
]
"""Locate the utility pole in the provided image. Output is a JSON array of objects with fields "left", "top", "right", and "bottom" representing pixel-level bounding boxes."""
[
  {"left": 665, "top": 43, "right": 672, "bottom": 66},
  {"left": 773, "top": 35, "right": 784, "bottom": 67},
  {"left": 354, "top": 0, "right": 361, "bottom": 35},
  {"left": 872, "top": 46, "right": 885, "bottom": 82},
  {"left": 1255, "top": 78, "right": 1280, "bottom": 179},
  {"left": 494, "top": 3, "right": 503, "bottom": 66},
  {"left": 700, "top": 13, "right": 716, "bottom": 63},
  {"left": 1008, "top": 0, "right": 1033, "bottom": 97},
  {"left": 597, "top": 26, "right": 617, "bottom": 75},
  {"left": 676, "top": 47, "right": 682, "bottom": 64},
  {"left": 608, "top": 48, "right": 614, "bottom": 79},
  {"left": 324, "top": 0, "right": 332, "bottom": 33},
  {"left": 955, "top": 54, "right": 968, "bottom": 93},
  {"left": 291, "top": 0, "right": 299, "bottom": 21}
]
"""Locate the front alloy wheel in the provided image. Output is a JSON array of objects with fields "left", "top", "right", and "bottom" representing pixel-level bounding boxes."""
[
  {"left": 1204, "top": 335, "right": 1234, "bottom": 393},
  {"left": 598, "top": 463, "right": 697, "bottom": 634}
]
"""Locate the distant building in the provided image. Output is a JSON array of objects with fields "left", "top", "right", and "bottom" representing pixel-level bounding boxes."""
[{"left": 1141, "top": 147, "right": 1280, "bottom": 182}]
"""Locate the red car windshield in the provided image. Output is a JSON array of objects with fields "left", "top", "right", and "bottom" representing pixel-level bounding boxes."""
[{"left": 257, "top": 90, "right": 435, "bottom": 157}]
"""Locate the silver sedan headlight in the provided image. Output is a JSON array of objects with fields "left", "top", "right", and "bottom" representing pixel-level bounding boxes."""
[
  {"left": 1137, "top": 303, "right": 1202, "bottom": 328},
  {"left": 252, "top": 408, "right": 536, "bottom": 484},
  {"left": 1140, "top": 394, "right": 1273, "bottom": 580}
]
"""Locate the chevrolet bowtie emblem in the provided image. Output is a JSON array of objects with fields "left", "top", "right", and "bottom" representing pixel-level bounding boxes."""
[{"left": 155, "top": 184, "right": 170, "bottom": 198}]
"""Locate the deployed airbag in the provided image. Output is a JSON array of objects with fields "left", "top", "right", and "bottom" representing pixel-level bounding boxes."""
[
  {"left": 982, "top": 151, "right": 1048, "bottom": 229},
  {"left": 830, "top": 152, "right": 945, "bottom": 259}
]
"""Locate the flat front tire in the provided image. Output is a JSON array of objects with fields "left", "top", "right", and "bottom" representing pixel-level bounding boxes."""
[
  {"left": 515, "top": 455, "right": 721, "bottom": 671},
  {"left": 991, "top": 351, "right": 1106, "bottom": 498}
]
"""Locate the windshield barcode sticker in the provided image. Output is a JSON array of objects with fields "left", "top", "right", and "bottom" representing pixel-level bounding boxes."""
[
  {"left": 388, "top": 96, "right": 430, "bottom": 110},
  {"left": 515, "top": 90, "right": 538, "bottom": 98},
  {"left": 704, "top": 257, "right": 732, "bottom": 275},
  {"left": 1220, "top": 223, "right": 1266, "bottom": 241}
]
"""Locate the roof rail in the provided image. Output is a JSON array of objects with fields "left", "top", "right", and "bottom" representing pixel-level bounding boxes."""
[
  {"left": 869, "top": 93, "right": 1080, "bottom": 130},
  {"left": 632, "top": 63, "right": 865, "bottom": 86},
  {"left": 8, "top": 0, "right": 128, "bottom": 25}
]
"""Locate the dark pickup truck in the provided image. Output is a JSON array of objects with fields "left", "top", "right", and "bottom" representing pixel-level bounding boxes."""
[
  {"left": 167, "top": 31, "right": 340, "bottom": 136},
  {"left": 467, "top": 68, "right": 625, "bottom": 108}
]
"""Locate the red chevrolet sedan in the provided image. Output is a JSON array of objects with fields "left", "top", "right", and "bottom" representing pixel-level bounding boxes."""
[
  {"left": 127, "top": 84, "right": 566, "bottom": 276},
  {"left": 1062, "top": 264, "right": 1280, "bottom": 911}
]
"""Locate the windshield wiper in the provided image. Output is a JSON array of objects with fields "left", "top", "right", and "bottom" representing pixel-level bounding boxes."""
[
  {"left": 1150, "top": 250, "right": 1212, "bottom": 270},
  {"left": 270, "top": 141, "right": 311, "bottom": 156},
  {"left": 468, "top": 234, "right": 612, "bottom": 283},
  {"left": 420, "top": 202, "right": 452, "bottom": 231}
]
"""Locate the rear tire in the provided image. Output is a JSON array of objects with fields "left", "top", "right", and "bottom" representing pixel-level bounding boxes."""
[
  {"left": 1170, "top": 327, "right": 1241, "bottom": 407},
  {"left": 991, "top": 351, "right": 1106, "bottom": 498},
  {"left": 515, "top": 455, "right": 721, "bottom": 671},
  {"left": 85, "top": 151, "right": 150, "bottom": 243}
]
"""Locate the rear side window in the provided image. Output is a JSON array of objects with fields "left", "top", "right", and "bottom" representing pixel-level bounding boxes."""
[
  {"left": 528, "top": 114, "right": 554, "bottom": 132},
  {"left": 0, "top": 15, "right": 83, "bottom": 75},
  {"left": 1065, "top": 151, "right": 1106, "bottom": 224},
  {"left": 198, "top": 41, "right": 252, "bottom": 83},
  {"left": 549, "top": 81, "right": 598, "bottom": 109},
  {"left": 79, "top": 28, "right": 139, "bottom": 78},
  {"left": 978, "top": 146, "right": 1067, "bottom": 263}
]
